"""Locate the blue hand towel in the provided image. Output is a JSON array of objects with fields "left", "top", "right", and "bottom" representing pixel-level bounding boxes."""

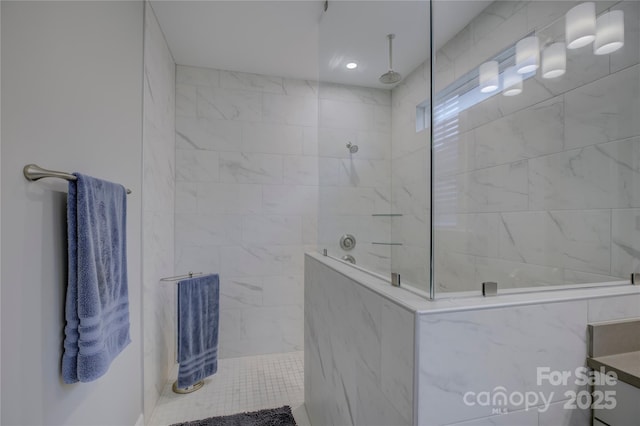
[
  {"left": 62, "top": 173, "right": 131, "bottom": 383},
  {"left": 177, "top": 274, "right": 220, "bottom": 389}
]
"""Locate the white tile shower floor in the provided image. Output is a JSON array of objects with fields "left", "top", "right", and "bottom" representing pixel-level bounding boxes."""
[{"left": 148, "top": 351, "right": 309, "bottom": 426}]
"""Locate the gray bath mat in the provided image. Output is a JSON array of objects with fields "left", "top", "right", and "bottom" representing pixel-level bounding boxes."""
[{"left": 170, "top": 405, "right": 297, "bottom": 426}]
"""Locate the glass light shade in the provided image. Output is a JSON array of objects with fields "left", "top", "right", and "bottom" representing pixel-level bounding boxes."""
[
  {"left": 594, "top": 10, "right": 624, "bottom": 55},
  {"left": 542, "top": 42, "right": 566, "bottom": 79},
  {"left": 566, "top": 2, "right": 596, "bottom": 49},
  {"left": 479, "top": 61, "right": 499, "bottom": 93},
  {"left": 503, "top": 66, "right": 523, "bottom": 96},
  {"left": 516, "top": 36, "right": 540, "bottom": 74}
]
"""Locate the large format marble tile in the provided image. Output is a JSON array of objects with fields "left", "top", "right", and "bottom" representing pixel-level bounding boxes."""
[
  {"left": 433, "top": 129, "right": 475, "bottom": 177},
  {"left": 219, "top": 245, "right": 283, "bottom": 277},
  {"left": 176, "top": 149, "right": 219, "bottom": 182},
  {"left": 538, "top": 399, "right": 590, "bottom": 426},
  {"left": 418, "top": 301, "right": 588, "bottom": 425},
  {"left": 440, "top": 161, "right": 529, "bottom": 213},
  {"left": 565, "top": 64, "right": 640, "bottom": 150},
  {"left": 611, "top": 208, "right": 640, "bottom": 277},
  {"left": 498, "top": 210, "right": 611, "bottom": 274},
  {"left": 283, "top": 155, "right": 318, "bottom": 185},
  {"left": 262, "top": 184, "right": 317, "bottom": 216},
  {"left": 220, "top": 70, "right": 285, "bottom": 94},
  {"left": 320, "top": 82, "right": 391, "bottom": 106},
  {"left": 319, "top": 98, "right": 375, "bottom": 131},
  {"left": 475, "top": 97, "right": 564, "bottom": 169},
  {"left": 176, "top": 116, "right": 242, "bottom": 152},
  {"left": 304, "top": 256, "right": 414, "bottom": 426},
  {"left": 529, "top": 137, "right": 640, "bottom": 210},
  {"left": 242, "top": 215, "right": 302, "bottom": 245},
  {"left": 176, "top": 65, "right": 219, "bottom": 87},
  {"left": 434, "top": 213, "right": 500, "bottom": 258},
  {"left": 380, "top": 301, "right": 414, "bottom": 418},
  {"left": 219, "top": 276, "right": 263, "bottom": 309},
  {"left": 218, "top": 152, "right": 283, "bottom": 184},
  {"left": 475, "top": 256, "right": 564, "bottom": 288},
  {"left": 241, "top": 122, "right": 305, "bottom": 155},
  {"left": 610, "top": 1, "right": 640, "bottom": 74},
  {"left": 175, "top": 213, "right": 242, "bottom": 246},
  {"left": 197, "top": 86, "right": 262, "bottom": 122},
  {"left": 197, "top": 183, "right": 262, "bottom": 214},
  {"left": 588, "top": 294, "right": 640, "bottom": 322},
  {"left": 263, "top": 93, "right": 317, "bottom": 127}
]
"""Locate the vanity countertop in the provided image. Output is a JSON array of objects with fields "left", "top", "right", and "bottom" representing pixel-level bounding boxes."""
[{"left": 588, "top": 351, "right": 640, "bottom": 389}]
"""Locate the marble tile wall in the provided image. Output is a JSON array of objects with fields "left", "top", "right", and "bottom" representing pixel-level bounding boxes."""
[
  {"left": 304, "top": 255, "right": 415, "bottom": 426},
  {"left": 142, "top": 2, "right": 175, "bottom": 420},
  {"left": 416, "top": 292, "right": 640, "bottom": 425},
  {"left": 175, "top": 65, "right": 318, "bottom": 358},
  {"left": 432, "top": 0, "right": 640, "bottom": 292},
  {"left": 317, "top": 83, "right": 393, "bottom": 277},
  {"left": 305, "top": 251, "right": 640, "bottom": 426}
]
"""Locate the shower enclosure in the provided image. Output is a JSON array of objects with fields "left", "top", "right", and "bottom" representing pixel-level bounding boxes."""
[{"left": 317, "top": 0, "right": 640, "bottom": 299}]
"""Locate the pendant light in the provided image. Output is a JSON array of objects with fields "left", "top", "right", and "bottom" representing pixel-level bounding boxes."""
[
  {"left": 516, "top": 36, "right": 540, "bottom": 74},
  {"left": 594, "top": 10, "right": 624, "bottom": 55},
  {"left": 542, "top": 42, "right": 566, "bottom": 78},
  {"left": 566, "top": 2, "right": 596, "bottom": 49},
  {"left": 503, "top": 66, "right": 523, "bottom": 96},
  {"left": 479, "top": 61, "right": 499, "bottom": 93}
]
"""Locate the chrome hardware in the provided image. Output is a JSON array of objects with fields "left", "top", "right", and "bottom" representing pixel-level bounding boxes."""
[
  {"left": 346, "top": 142, "right": 358, "bottom": 153},
  {"left": 23, "top": 163, "right": 132, "bottom": 194},
  {"left": 341, "top": 254, "right": 356, "bottom": 264},
  {"left": 172, "top": 380, "right": 204, "bottom": 394},
  {"left": 323, "top": 248, "right": 328, "bottom": 256},
  {"left": 340, "top": 234, "right": 356, "bottom": 251},
  {"left": 482, "top": 281, "right": 498, "bottom": 296},
  {"left": 632, "top": 273, "right": 640, "bottom": 285},
  {"left": 391, "top": 272, "right": 401, "bottom": 287}
]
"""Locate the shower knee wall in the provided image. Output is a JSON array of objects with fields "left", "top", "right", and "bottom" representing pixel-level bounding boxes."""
[{"left": 304, "top": 253, "right": 640, "bottom": 426}]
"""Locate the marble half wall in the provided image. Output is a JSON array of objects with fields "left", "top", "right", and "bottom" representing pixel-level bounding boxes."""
[
  {"left": 305, "top": 252, "right": 640, "bottom": 426},
  {"left": 305, "top": 254, "right": 416, "bottom": 426}
]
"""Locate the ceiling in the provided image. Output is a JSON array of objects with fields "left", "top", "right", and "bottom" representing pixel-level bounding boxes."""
[{"left": 151, "top": 0, "right": 492, "bottom": 89}]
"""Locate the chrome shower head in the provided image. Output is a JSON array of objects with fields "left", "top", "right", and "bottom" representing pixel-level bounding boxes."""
[
  {"left": 379, "top": 70, "right": 402, "bottom": 84},
  {"left": 379, "top": 34, "right": 402, "bottom": 84},
  {"left": 346, "top": 142, "right": 358, "bottom": 153}
]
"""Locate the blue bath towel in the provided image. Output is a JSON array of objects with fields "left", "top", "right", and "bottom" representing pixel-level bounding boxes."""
[
  {"left": 62, "top": 173, "right": 131, "bottom": 383},
  {"left": 177, "top": 274, "right": 220, "bottom": 389}
]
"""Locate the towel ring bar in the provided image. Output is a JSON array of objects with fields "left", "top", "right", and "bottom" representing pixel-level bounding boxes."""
[
  {"left": 160, "top": 272, "right": 204, "bottom": 282},
  {"left": 23, "top": 163, "right": 132, "bottom": 194}
]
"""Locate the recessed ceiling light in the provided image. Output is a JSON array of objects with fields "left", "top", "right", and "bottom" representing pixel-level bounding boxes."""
[{"left": 346, "top": 62, "right": 358, "bottom": 70}]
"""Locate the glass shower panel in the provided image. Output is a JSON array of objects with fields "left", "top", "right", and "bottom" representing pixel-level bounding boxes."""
[
  {"left": 431, "top": 0, "right": 640, "bottom": 295},
  {"left": 317, "top": 1, "right": 430, "bottom": 287}
]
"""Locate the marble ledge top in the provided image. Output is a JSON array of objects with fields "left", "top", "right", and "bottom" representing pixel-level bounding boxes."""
[
  {"left": 306, "top": 252, "right": 640, "bottom": 315},
  {"left": 587, "top": 351, "right": 640, "bottom": 389}
]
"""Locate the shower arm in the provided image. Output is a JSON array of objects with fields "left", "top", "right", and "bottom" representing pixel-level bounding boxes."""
[{"left": 388, "top": 34, "right": 394, "bottom": 71}]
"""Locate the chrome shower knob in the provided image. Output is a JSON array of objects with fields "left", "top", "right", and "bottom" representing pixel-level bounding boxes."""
[{"left": 340, "top": 234, "right": 356, "bottom": 250}]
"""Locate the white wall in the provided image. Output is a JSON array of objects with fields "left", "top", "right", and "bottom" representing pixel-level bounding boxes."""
[
  {"left": 1, "top": 2, "right": 144, "bottom": 424},
  {"left": 142, "top": 1, "right": 176, "bottom": 420}
]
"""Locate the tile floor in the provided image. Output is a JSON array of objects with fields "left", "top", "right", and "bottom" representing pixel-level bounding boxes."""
[{"left": 148, "top": 351, "right": 309, "bottom": 425}]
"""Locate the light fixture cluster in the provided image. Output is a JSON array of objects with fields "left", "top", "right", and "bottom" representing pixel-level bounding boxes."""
[{"left": 478, "top": 2, "right": 624, "bottom": 96}]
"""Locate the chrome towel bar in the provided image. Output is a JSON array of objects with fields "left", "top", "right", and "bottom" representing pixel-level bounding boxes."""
[
  {"left": 160, "top": 272, "right": 204, "bottom": 282},
  {"left": 23, "top": 163, "right": 132, "bottom": 194}
]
